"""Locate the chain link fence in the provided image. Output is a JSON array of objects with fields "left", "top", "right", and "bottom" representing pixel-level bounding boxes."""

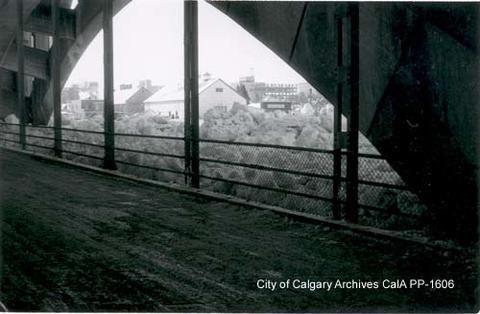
[
  {"left": 114, "top": 133, "right": 185, "bottom": 183},
  {"left": 199, "top": 139, "right": 336, "bottom": 217},
  {"left": 0, "top": 123, "right": 22, "bottom": 150},
  {"left": 198, "top": 139, "right": 428, "bottom": 233},
  {"left": 356, "top": 154, "right": 427, "bottom": 231},
  {"left": 0, "top": 121, "right": 428, "bottom": 234},
  {"left": 0, "top": 123, "right": 186, "bottom": 183}
]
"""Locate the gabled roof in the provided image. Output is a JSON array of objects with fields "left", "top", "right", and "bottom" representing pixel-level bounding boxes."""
[
  {"left": 144, "top": 78, "right": 244, "bottom": 103},
  {"left": 114, "top": 87, "right": 143, "bottom": 104}
]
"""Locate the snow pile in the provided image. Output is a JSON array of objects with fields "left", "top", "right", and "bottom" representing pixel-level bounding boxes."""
[
  {"left": 201, "top": 103, "right": 334, "bottom": 149},
  {"left": 4, "top": 114, "right": 19, "bottom": 124},
  {"left": 116, "top": 111, "right": 183, "bottom": 137}
]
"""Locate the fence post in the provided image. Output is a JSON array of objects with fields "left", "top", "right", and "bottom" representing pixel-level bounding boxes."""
[
  {"left": 16, "top": 0, "right": 26, "bottom": 150},
  {"left": 52, "top": 0, "right": 62, "bottom": 158},
  {"left": 183, "top": 0, "right": 191, "bottom": 185},
  {"left": 103, "top": 0, "right": 116, "bottom": 170},
  {"left": 184, "top": 0, "right": 200, "bottom": 188},
  {"left": 332, "top": 5, "right": 345, "bottom": 220},
  {"left": 345, "top": 3, "right": 359, "bottom": 223}
]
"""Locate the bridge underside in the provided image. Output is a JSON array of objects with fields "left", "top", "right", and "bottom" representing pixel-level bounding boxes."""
[
  {"left": 0, "top": 1, "right": 478, "bottom": 241},
  {"left": 210, "top": 2, "right": 479, "bottom": 241}
]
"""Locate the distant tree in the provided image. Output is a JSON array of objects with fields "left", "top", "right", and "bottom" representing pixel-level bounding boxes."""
[
  {"left": 237, "top": 84, "right": 250, "bottom": 104},
  {"left": 298, "top": 91, "right": 308, "bottom": 104}
]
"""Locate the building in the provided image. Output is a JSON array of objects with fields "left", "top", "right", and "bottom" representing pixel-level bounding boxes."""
[
  {"left": 62, "top": 82, "right": 100, "bottom": 119},
  {"left": 138, "top": 79, "right": 161, "bottom": 91},
  {"left": 239, "top": 75, "right": 255, "bottom": 84},
  {"left": 62, "top": 81, "right": 99, "bottom": 104},
  {"left": 119, "top": 83, "right": 133, "bottom": 90},
  {"left": 260, "top": 96, "right": 293, "bottom": 113},
  {"left": 80, "top": 86, "right": 156, "bottom": 117},
  {"left": 236, "top": 75, "right": 298, "bottom": 103},
  {"left": 114, "top": 86, "right": 156, "bottom": 115},
  {"left": 264, "top": 83, "right": 297, "bottom": 102},
  {"left": 80, "top": 81, "right": 99, "bottom": 99},
  {"left": 296, "top": 82, "right": 323, "bottom": 102},
  {"left": 144, "top": 77, "right": 247, "bottom": 120},
  {"left": 243, "top": 81, "right": 266, "bottom": 103},
  {"left": 62, "top": 100, "right": 84, "bottom": 120},
  {"left": 80, "top": 99, "right": 103, "bottom": 117}
]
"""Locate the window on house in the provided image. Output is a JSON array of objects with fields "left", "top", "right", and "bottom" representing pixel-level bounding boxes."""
[
  {"left": 214, "top": 105, "right": 227, "bottom": 112},
  {"left": 215, "top": 88, "right": 223, "bottom": 92}
]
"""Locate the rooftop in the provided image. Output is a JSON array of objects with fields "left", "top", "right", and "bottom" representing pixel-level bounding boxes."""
[
  {"left": 114, "top": 87, "right": 144, "bottom": 104},
  {"left": 145, "top": 78, "right": 230, "bottom": 103}
]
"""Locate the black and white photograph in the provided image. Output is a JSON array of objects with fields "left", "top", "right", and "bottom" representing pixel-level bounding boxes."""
[{"left": 0, "top": 0, "right": 478, "bottom": 312}]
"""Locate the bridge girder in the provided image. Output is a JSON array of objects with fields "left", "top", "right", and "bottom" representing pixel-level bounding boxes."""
[
  {"left": 26, "top": 3, "right": 76, "bottom": 40},
  {"left": 0, "top": 0, "right": 131, "bottom": 124}
]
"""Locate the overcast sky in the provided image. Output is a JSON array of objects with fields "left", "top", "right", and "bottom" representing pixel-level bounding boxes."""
[{"left": 66, "top": 0, "right": 307, "bottom": 90}]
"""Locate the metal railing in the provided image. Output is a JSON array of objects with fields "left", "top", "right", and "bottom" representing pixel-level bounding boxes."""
[
  {"left": 0, "top": 122, "right": 186, "bottom": 180},
  {"left": 0, "top": 121, "right": 426, "bottom": 231},
  {"left": 198, "top": 139, "right": 423, "bottom": 224}
]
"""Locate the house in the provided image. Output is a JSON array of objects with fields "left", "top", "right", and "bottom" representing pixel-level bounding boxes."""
[
  {"left": 144, "top": 77, "right": 247, "bottom": 120},
  {"left": 81, "top": 86, "right": 158, "bottom": 117},
  {"left": 114, "top": 86, "right": 156, "bottom": 115}
]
